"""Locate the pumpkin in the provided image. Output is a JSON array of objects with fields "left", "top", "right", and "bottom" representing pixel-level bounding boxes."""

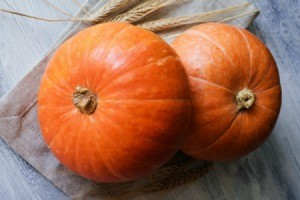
[
  {"left": 38, "top": 22, "right": 191, "bottom": 182},
  {"left": 172, "top": 23, "right": 281, "bottom": 161}
]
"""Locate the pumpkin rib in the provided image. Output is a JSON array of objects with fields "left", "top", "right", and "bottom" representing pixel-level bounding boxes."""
[
  {"left": 89, "top": 120, "right": 122, "bottom": 181},
  {"left": 187, "top": 112, "right": 240, "bottom": 155},
  {"left": 49, "top": 118, "right": 73, "bottom": 148},
  {"left": 59, "top": 108, "right": 78, "bottom": 121},
  {"left": 97, "top": 100, "right": 190, "bottom": 148},
  {"left": 255, "top": 84, "right": 281, "bottom": 94},
  {"left": 192, "top": 104, "right": 236, "bottom": 123},
  {"left": 187, "top": 29, "right": 235, "bottom": 69},
  {"left": 80, "top": 120, "right": 106, "bottom": 180},
  {"left": 48, "top": 116, "right": 80, "bottom": 173},
  {"left": 99, "top": 105, "right": 179, "bottom": 149},
  {"left": 232, "top": 111, "right": 246, "bottom": 152},
  {"left": 255, "top": 103, "right": 277, "bottom": 115},
  {"left": 91, "top": 117, "right": 126, "bottom": 181},
  {"left": 192, "top": 107, "right": 273, "bottom": 161},
  {"left": 67, "top": 32, "right": 94, "bottom": 89},
  {"left": 101, "top": 98, "right": 186, "bottom": 147},
  {"left": 186, "top": 104, "right": 237, "bottom": 150},
  {"left": 74, "top": 116, "right": 95, "bottom": 178},
  {"left": 250, "top": 49, "right": 273, "bottom": 90},
  {"left": 186, "top": 111, "right": 239, "bottom": 154},
  {"left": 43, "top": 41, "right": 76, "bottom": 95},
  {"left": 91, "top": 25, "right": 134, "bottom": 89},
  {"left": 98, "top": 99, "right": 189, "bottom": 102},
  {"left": 74, "top": 115, "right": 84, "bottom": 175},
  {"left": 39, "top": 104, "right": 74, "bottom": 110},
  {"left": 66, "top": 35, "right": 90, "bottom": 89},
  {"left": 188, "top": 75, "right": 235, "bottom": 94},
  {"left": 205, "top": 103, "right": 235, "bottom": 114},
  {"left": 235, "top": 27, "right": 253, "bottom": 87},
  {"left": 93, "top": 40, "right": 161, "bottom": 93},
  {"left": 43, "top": 75, "right": 72, "bottom": 98},
  {"left": 98, "top": 55, "right": 176, "bottom": 96},
  {"left": 38, "top": 105, "right": 76, "bottom": 144},
  {"left": 96, "top": 112, "right": 161, "bottom": 180},
  {"left": 188, "top": 107, "right": 276, "bottom": 160}
]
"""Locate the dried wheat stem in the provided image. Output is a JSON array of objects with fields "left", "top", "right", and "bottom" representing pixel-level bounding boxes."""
[
  {"left": 85, "top": 0, "right": 140, "bottom": 24},
  {"left": 147, "top": 154, "right": 194, "bottom": 181},
  {"left": 161, "top": 10, "right": 260, "bottom": 39},
  {"left": 143, "top": 162, "right": 213, "bottom": 192},
  {"left": 0, "top": 8, "right": 81, "bottom": 22},
  {"left": 219, "top": 9, "right": 260, "bottom": 23},
  {"left": 43, "top": 0, "right": 79, "bottom": 19},
  {"left": 72, "top": 0, "right": 90, "bottom": 15},
  {"left": 138, "top": 3, "right": 252, "bottom": 32},
  {"left": 105, "top": 0, "right": 183, "bottom": 23},
  {"left": 108, "top": 161, "right": 212, "bottom": 199},
  {"left": 148, "top": 165, "right": 187, "bottom": 181}
]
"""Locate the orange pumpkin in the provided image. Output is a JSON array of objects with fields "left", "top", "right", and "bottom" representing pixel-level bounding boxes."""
[
  {"left": 38, "top": 22, "right": 191, "bottom": 182},
  {"left": 172, "top": 23, "right": 281, "bottom": 161}
]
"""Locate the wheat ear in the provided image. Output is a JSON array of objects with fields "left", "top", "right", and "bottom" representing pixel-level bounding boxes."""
[
  {"left": 85, "top": 0, "right": 140, "bottom": 24},
  {"left": 104, "top": 0, "right": 184, "bottom": 23},
  {"left": 109, "top": 161, "right": 213, "bottom": 199},
  {"left": 143, "top": 162, "right": 213, "bottom": 192}
]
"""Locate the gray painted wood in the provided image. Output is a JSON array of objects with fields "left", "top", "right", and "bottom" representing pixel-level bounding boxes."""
[
  {"left": 0, "top": 1, "right": 84, "bottom": 199},
  {"left": 0, "top": 0, "right": 299, "bottom": 199}
]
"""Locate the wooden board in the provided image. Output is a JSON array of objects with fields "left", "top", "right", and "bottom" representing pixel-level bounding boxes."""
[{"left": 0, "top": 0, "right": 299, "bottom": 199}]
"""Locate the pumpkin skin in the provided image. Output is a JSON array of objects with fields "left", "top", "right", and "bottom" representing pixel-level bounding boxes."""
[
  {"left": 38, "top": 22, "right": 191, "bottom": 182},
  {"left": 172, "top": 23, "right": 281, "bottom": 161}
]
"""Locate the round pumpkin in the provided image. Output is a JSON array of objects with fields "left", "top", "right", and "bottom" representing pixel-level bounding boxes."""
[
  {"left": 172, "top": 22, "right": 281, "bottom": 161},
  {"left": 38, "top": 22, "right": 191, "bottom": 182}
]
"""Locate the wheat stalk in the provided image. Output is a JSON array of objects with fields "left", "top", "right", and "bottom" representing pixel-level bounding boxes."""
[
  {"left": 0, "top": 8, "right": 81, "bottom": 22},
  {"left": 160, "top": 9, "right": 259, "bottom": 40},
  {"left": 43, "top": 0, "right": 80, "bottom": 19},
  {"left": 0, "top": 1, "right": 258, "bottom": 34},
  {"left": 85, "top": 0, "right": 140, "bottom": 24},
  {"left": 138, "top": 2, "right": 252, "bottom": 32},
  {"left": 72, "top": 0, "right": 90, "bottom": 15},
  {"left": 104, "top": 0, "right": 183, "bottom": 23},
  {"left": 148, "top": 165, "right": 186, "bottom": 181},
  {"left": 147, "top": 152, "right": 193, "bottom": 181},
  {"left": 219, "top": 9, "right": 260, "bottom": 23},
  {"left": 109, "top": 161, "right": 213, "bottom": 200},
  {"left": 143, "top": 162, "right": 213, "bottom": 192}
]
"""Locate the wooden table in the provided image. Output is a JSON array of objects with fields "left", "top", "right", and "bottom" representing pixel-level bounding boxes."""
[{"left": 0, "top": 0, "right": 299, "bottom": 199}]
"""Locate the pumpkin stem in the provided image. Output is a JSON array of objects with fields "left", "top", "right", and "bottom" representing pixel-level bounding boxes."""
[
  {"left": 236, "top": 89, "right": 255, "bottom": 111},
  {"left": 73, "top": 86, "right": 97, "bottom": 114}
]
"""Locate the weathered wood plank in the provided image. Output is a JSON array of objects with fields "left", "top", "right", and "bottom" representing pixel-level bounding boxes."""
[
  {"left": 0, "top": 1, "right": 85, "bottom": 199},
  {"left": 248, "top": 0, "right": 300, "bottom": 198},
  {"left": 0, "top": 0, "right": 299, "bottom": 199}
]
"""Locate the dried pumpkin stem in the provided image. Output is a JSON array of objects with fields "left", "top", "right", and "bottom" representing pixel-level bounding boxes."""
[
  {"left": 73, "top": 86, "right": 97, "bottom": 114},
  {"left": 236, "top": 88, "right": 255, "bottom": 110}
]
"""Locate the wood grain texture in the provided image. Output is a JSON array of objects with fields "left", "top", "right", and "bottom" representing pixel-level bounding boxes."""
[
  {"left": 0, "top": 0, "right": 299, "bottom": 199},
  {"left": 0, "top": 0, "right": 85, "bottom": 199}
]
